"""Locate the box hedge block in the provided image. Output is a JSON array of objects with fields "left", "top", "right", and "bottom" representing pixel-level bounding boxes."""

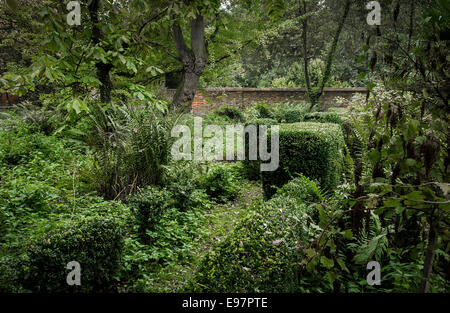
[
  {"left": 243, "top": 118, "right": 277, "bottom": 180},
  {"left": 261, "top": 122, "right": 345, "bottom": 198}
]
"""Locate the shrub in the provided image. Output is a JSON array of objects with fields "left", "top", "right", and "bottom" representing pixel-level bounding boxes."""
[
  {"left": 304, "top": 112, "right": 342, "bottom": 124},
  {"left": 212, "top": 105, "right": 245, "bottom": 122},
  {"left": 274, "top": 176, "right": 324, "bottom": 223},
  {"left": 277, "top": 107, "right": 305, "bottom": 123},
  {"left": 243, "top": 118, "right": 278, "bottom": 180},
  {"left": 254, "top": 103, "right": 274, "bottom": 119},
  {"left": 190, "top": 197, "right": 317, "bottom": 292},
  {"left": 22, "top": 217, "right": 124, "bottom": 293},
  {"left": 199, "top": 163, "right": 238, "bottom": 203},
  {"left": 261, "top": 122, "right": 345, "bottom": 198},
  {"left": 275, "top": 175, "right": 324, "bottom": 204},
  {"left": 80, "top": 103, "right": 179, "bottom": 200},
  {"left": 273, "top": 103, "right": 308, "bottom": 123},
  {"left": 127, "top": 185, "right": 172, "bottom": 242}
]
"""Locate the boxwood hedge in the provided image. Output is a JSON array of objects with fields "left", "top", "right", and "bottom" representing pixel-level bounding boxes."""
[
  {"left": 243, "top": 118, "right": 278, "bottom": 180},
  {"left": 22, "top": 217, "right": 124, "bottom": 293},
  {"left": 261, "top": 122, "right": 345, "bottom": 198},
  {"left": 189, "top": 196, "right": 317, "bottom": 292}
]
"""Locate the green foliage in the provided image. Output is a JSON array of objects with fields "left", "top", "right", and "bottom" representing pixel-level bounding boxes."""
[
  {"left": 190, "top": 196, "right": 317, "bottom": 292},
  {"left": 76, "top": 103, "right": 179, "bottom": 199},
  {"left": 254, "top": 103, "right": 274, "bottom": 119},
  {"left": 275, "top": 175, "right": 324, "bottom": 204},
  {"left": 120, "top": 205, "right": 207, "bottom": 292},
  {"left": 211, "top": 105, "right": 245, "bottom": 122},
  {"left": 127, "top": 186, "right": 172, "bottom": 243},
  {"left": 199, "top": 163, "right": 239, "bottom": 203},
  {"left": 304, "top": 112, "right": 342, "bottom": 124},
  {"left": 261, "top": 122, "right": 345, "bottom": 198},
  {"left": 22, "top": 217, "right": 124, "bottom": 293},
  {"left": 243, "top": 118, "right": 278, "bottom": 180}
]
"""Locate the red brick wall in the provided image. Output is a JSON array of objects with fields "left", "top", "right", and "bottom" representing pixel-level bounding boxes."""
[
  {"left": 0, "top": 93, "right": 17, "bottom": 108},
  {"left": 165, "top": 87, "right": 368, "bottom": 115}
]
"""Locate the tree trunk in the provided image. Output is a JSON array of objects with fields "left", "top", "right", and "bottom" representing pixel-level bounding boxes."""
[
  {"left": 310, "top": 0, "right": 351, "bottom": 109},
  {"left": 301, "top": 1, "right": 311, "bottom": 94},
  {"left": 171, "top": 14, "right": 208, "bottom": 111},
  {"left": 89, "top": 0, "right": 112, "bottom": 104},
  {"left": 419, "top": 219, "right": 437, "bottom": 293},
  {"left": 96, "top": 62, "right": 113, "bottom": 104}
]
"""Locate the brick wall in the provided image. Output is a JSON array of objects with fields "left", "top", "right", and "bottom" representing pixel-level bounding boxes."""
[
  {"left": 166, "top": 87, "right": 368, "bottom": 115},
  {"left": 0, "top": 93, "right": 18, "bottom": 109}
]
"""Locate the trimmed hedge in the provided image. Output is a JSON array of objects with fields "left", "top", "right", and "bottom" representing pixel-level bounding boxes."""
[
  {"left": 22, "top": 217, "right": 124, "bottom": 293},
  {"left": 243, "top": 118, "right": 278, "bottom": 180},
  {"left": 261, "top": 122, "right": 345, "bottom": 198},
  {"left": 189, "top": 197, "right": 317, "bottom": 292},
  {"left": 304, "top": 112, "right": 342, "bottom": 124}
]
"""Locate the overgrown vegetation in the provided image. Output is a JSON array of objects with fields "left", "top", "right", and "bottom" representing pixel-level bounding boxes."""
[{"left": 0, "top": 0, "right": 448, "bottom": 295}]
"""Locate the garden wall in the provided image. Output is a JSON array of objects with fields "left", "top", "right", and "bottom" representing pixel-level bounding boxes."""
[{"left": 166, "top": 87, "right": 368, "bottom": 114}]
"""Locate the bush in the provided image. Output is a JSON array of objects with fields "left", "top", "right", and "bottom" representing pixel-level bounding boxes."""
[
  {"left": 254, "top": 103, "right": 274, "bottom": 119},
  {"left": 274, "top": 176, "right": 324, "bottom": 223},
  {"left": 79, "top": 103, "right": 178, "bottom": 200},
  {"left": 303, "top": 112, "right": 342, "bottom": 124},
  {"left": 273, "top": 103, "right": 308, "bottom": 123},
  {"left": 22, "top": 217, "right": 124, "bottom": 293},
  {"left": 0, "top": 129, "right": 63, "bottom": 166},
  {"left": 127, "top": 185, "right": 172, "bottom": 242},
  {"left": 261, "top": 122, "right": 345, "bottom": 198},
  {"left": 199, "top": 163, "right": 238, "bottom": 203},
  {"left": 190, "top": 197, "right": 317, "bottom": 292},
  {"left": 275, "top": 175, "right": 324, "bottom": 204},
  {"left": 243, "top": 118, "right": 278, "bottom": 180},
  {"left": 211, "top": 105, "right": 245, "bottom": 122}
]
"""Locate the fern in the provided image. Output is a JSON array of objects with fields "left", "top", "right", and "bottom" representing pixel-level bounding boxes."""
[{"left": 349, "top": 212, "right": 389, "bottom": 264}]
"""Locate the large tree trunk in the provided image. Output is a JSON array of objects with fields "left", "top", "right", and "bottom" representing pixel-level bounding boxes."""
[{"left": 171, "top": 15, "right": 208, "bottom": 111}]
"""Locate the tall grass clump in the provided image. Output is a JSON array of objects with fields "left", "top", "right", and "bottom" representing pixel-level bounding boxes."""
[{"left": 76, "top": 102, "right": 181, "bottom": 200}]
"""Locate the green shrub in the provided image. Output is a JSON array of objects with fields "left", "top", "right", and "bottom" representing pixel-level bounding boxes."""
[
  {"left": 212, "top": 105, "right": 245, "bottom": 122},
  {"left": 274, "top": 176, "right": 324, "bottom": 224},
  {"left": 190, "top": 197, "right": 317, "bottom": 292},
  {"left": 199, "top": 163, "right": 238, "bottom": 203},
  {"left": 277, "top": 107, "right": 305, "bottom": 123},
  {"left": 0, "top": 130, "right": 63, "bottom": 166},
  {"left": 275, "top": 175, "right": 324, "bottom": 204},
  {"left": 127, "top": 185, "right": 172, "bottom": 242},
  {"left": 22, "top": 217, "right": 124, "bottom": 293},
  {"left": 254, "top": 103, "right": 274, "bottom": 119},
  {"left": 272, "top": 103, "right": 308, "bottom": 123},
  {"left": 261, "top": 122, "right": 345, "bottom": 198},
  {"left": 80, "top": 103, "right": 178, "bottom": 200},
  {"left": 304, "top": 112, "right": 342, "bottom": 124},
  {"left": 243, "top": 118, "right": 277, "bottom": 180}
]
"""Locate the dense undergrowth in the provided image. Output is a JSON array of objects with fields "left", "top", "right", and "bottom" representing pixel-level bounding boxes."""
[{"left": 0, "top": 89, "right": 448, "bottom": 293}]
